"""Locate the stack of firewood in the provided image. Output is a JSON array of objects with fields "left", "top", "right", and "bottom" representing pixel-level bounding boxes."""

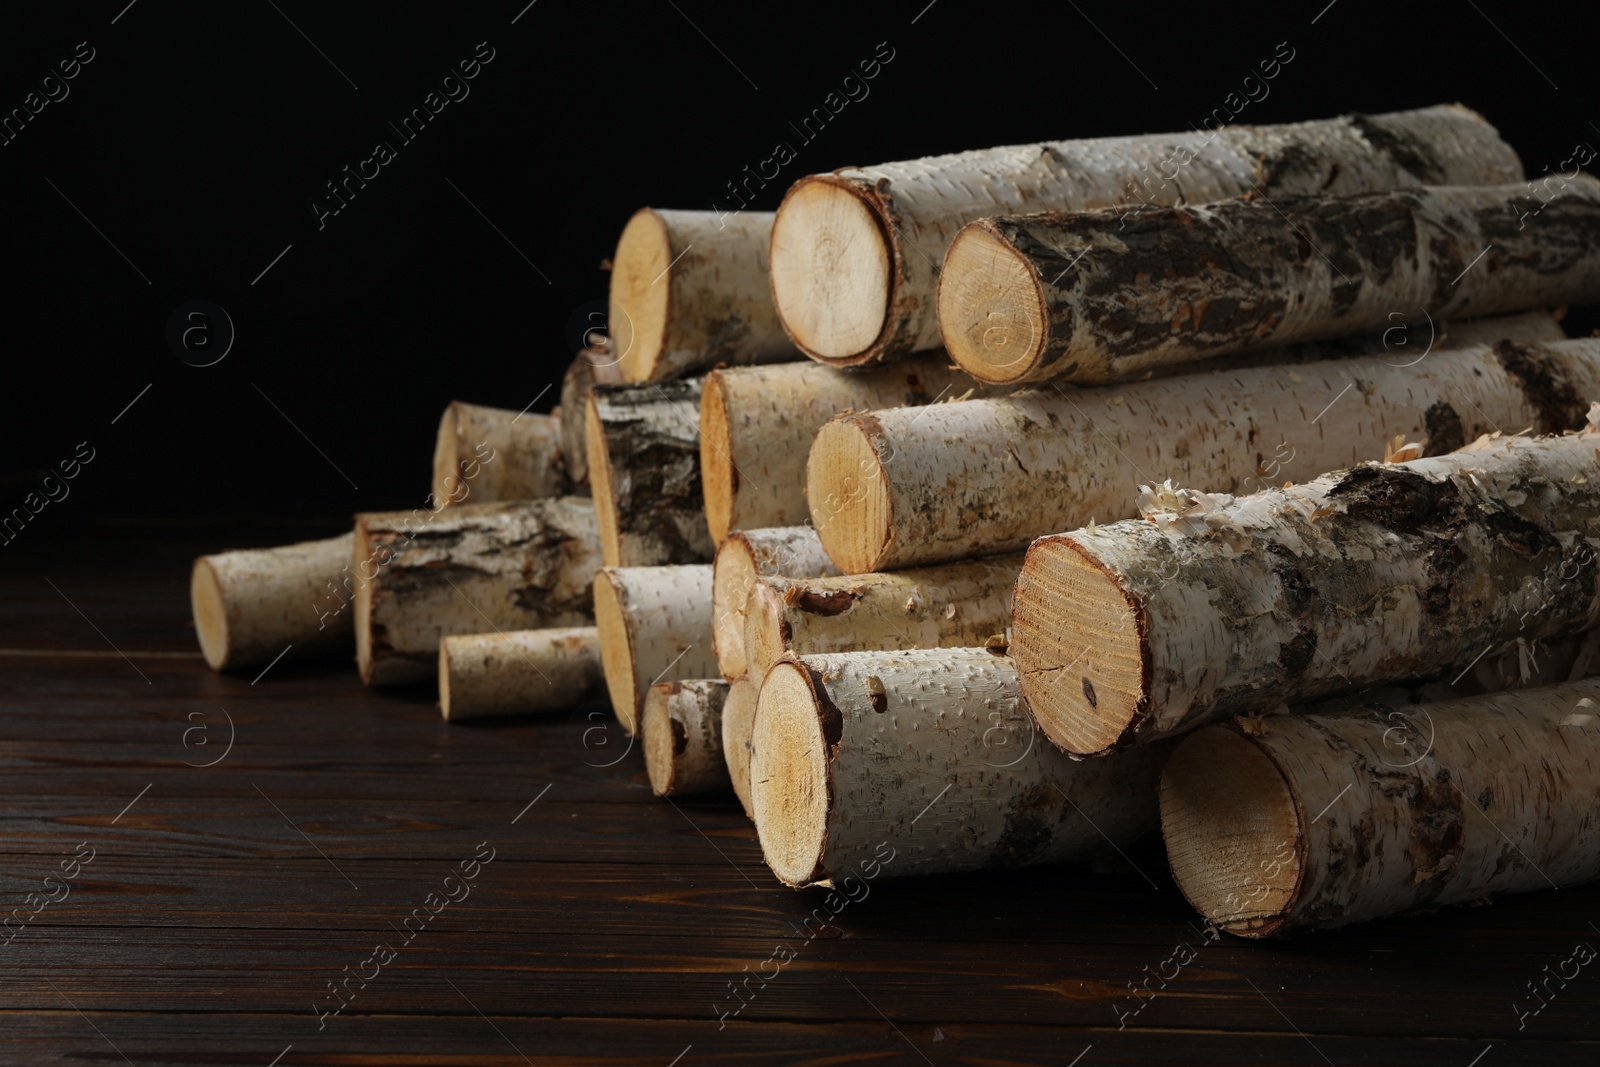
[{"left": 191, "top": 103, "right": 1600, "bottom": 939}]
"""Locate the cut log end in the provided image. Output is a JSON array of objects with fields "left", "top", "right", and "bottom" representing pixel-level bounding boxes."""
[
  {"left": 609, "top": 208, "right": 674, "bottom": 383},
  {"left": 808, "top": 417, "right": 894, "bottom": 575},
  {"left": 592, "top": 570, "right": 639, "bottom": 735},
  {"left": 722, "top": 675, "right": 759, "bottom": 819},
  {"left": 642, "top": 683, "right": 682, "bottom": 796},
  {"left": 584, "top": 393, "right": 625, "bottom": 566},
  {"left": 1012, "top": 538, "right": 1145, "bottom": 756},
  {"left": 750, "top": 660, "right": 830, "bottom": 887},
  {"left": 189, "top": 558, "right": 231, "bottom": 671},
  {"left": 437, "top": 641, "right": 457, "bottom": 719},
  {"left": 1159, "top": 728, "right": 1302, "bottom": 938},
  {"left": 711, "top": 539, "right": 759, "bottom": 680},
  {"left": 699, "top": 373, "right": 736, "bottom": 545},
  {"left": 938, "top": 224, "right": 1048, "bottom": 384},
  {"left": 769, "top": 178, "right": 891, "bottom": 364},
  {"left": 352, "top": 519, "right": 377, "bottom": 685}
]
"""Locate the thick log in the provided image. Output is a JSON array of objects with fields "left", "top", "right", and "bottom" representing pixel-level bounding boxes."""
[
  {"left": 438, "top": 627, "right": 602, "bottom": 721},
  {"left": 643, "top": 679, "right": 731, "bottom": 797},
  {"left": 744, "top": 556, "right": 1022, "bottom": 680},
  {"left": 431, "top": 401, "right": 571, "bottom": 505},
  {"left": 700, "top": 354, "right": 993, "bottom": 544},
  {"left": 558, "top": 347, "right": 624, "bottom": 487},
  {"left": 593, "top": 564, "right": 718, "bottom": 735},
  {"left": 586, "top": 378, "right": 712, "bottom": 567},
  {"left": 769, "top": 104, "right": 1522, "bottom": 367},
  {"left": 750, "top": 648, "right": 1173, "bottom": 886},
  {"left": 811, "top": 333, "right": 1600, "bottom": 573},
  {"left": 190, "top": 533, "right": 354, "bottom": 672},
  {"left": 609, "top": 209, "right": 797, "bottom": 382},
  {"left": 721, "top": 675, "right": 759, "bottom": 820},
  {"left": 940, "top": 179, "right": 1600, "bottom": 385},
  {"left": 353, "top": 499, "right": 599, "bottom": 686},
  {"left": 1160, "top": 679, "right": 1600, "bottom": 938},
  {"left": 713, "top": 526, "right": 840, "bottom": 680},
  {"left": 1011, "top": 427, "right": 1600, "bottom": 757}
]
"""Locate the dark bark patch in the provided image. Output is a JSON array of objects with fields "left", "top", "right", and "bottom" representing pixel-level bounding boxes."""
[
  {"left": 670, "top": 717, "right": 687, "bottom": 757},
  {"left": 1422, "top": 401, "right": 1465, "bottom": 456},
  {"left": 1482, "top": 509, "right": 1561, "bottom": 559},
  {"left": 789, "top": 588, "right": 860, "bottom": 616},
  {"left": 1348, "top": 113, "right": 1447, "bottom": 182},
  {"left": 1496, "top": 340, "right": 1589, "bottom": 432},
  {"left": 993, "top": 782, "right": 1055, "bottom": 867},
  {"left": 1329, "top": 465, "right": 1460, "bottom": 530}
]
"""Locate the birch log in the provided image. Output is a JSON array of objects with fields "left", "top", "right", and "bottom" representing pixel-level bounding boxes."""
[
  {"left": 191, "top": 533, "right": 354, "bottom": 671},
  {"left": 354, "top": 499, "right": 600, "bottom": 686},
  {"left": 586, "top": 378, "right": 713, "bottom": 567},
  {"left": 1011, "top": 427, "right": 1600, "bottom": 757},
  {"left": 713, "top": 526, "right": 841, "bottom": 680},
  {"left": 701, "top": 354, "right": 994, "bottom": 544},
  {"left": 643, "top": 679, "right": 731, "bottom": 797},
  {"left": 751, "top": 648, "right": 1173, "bottom": 886},
  {"left": 438, "top": 627, "right": 602, "bottom": 720},
  {"left": 1161, "top": 679, "right": 1600, "bottom": 938},
  {"left": 810, "top": 336, "right": 1600, "bottom": 573},
  {"left": 722, "top": 675, "right": 760, "bottom": 819},
  {"left": 559, "top": 347, "right": 624, "bottom": 486},
  {"left": 939, "top": 179, "right": 1600, "bottom": 386},
  {"left": 609, "top": 209, "right": 797, "bottom": 382},
  {"left": 431, "top": 401, "right": 571, "bottom": 505},
  {"left": 769, "top": 104, "right": 1522, "bottom": 367},
  {"left": 593, "top": 564, "right": 718, "bottom": 735},
  {"left": 744, "top": 555, "right": 1022, "bottom": 680}
]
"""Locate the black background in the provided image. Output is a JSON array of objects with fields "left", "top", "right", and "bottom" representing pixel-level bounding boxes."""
[{"left": 1, "top": 0, "right": 1594, "bottom": 529}]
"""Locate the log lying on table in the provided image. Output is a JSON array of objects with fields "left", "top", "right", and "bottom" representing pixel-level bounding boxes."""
[
  {"left": 191, "top": 532, "right": 354, "bottom": 672},
  {"left": 559, "top": 347, "right": 623, "bottom": 487},
  {"left": 354, "top": 499, "right": 599, "bottom": 686},
  {"left": 721, "top": 675, "right": 760, "bottom": 819},
  {"left": 1161, "top": 678, "right": 1600, "bottom": 938},
  {"left": 713, "top": 526, "right": 840, "bottom": 680},
  {"left": 438, "top": 627, "right": 602, "bottom": 721},
  {"left": 586, "top": 378, "right": 713, "bottom": 567},
  {"left": 769, "top": 104, "right": 1522, "bottom": 368},
  {"left": 643, "top": 679, "right": 731, "bottom": 797},
  {"left": 939, "top": 179, "right": 1600, "bottom": 385},
  {"left": 593, "top": 564, "right": 718, "bottom": 734},
  {"left": 609, "top": 209, "right": 796, "bottom": 383},
  {"left": 810, "top": 334, "right": 1600, "bottom": 573},
  {"left": 751, "top": 648, "right": 1173, "bottom": 886},
  {"left": 744, "top": 555, "right": 1022, "bottom": 679},
  {"left": 431, "top": 401, "right": 571, "bottom": 505},
  {"left": 701, "top": 355, "right": 993, "bottom": 544},
  {"left": 1012, "top": 427, "right": 1600, "bottom": 757}
]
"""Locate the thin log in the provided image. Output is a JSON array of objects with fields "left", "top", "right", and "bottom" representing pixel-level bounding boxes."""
[
  {"left": 610, "top": 209, "right": 797, "bottom": 382},
  {"left": 700, "top": 354, "right": 994, "bottom": 544},
  {"left": 190, "top": 533, "right": 354, "bottom": 672},
  {"left": 643, "top": 679, "right": 731, "bottom": 797},
  {"left": 1011, "top": 427, "right": 1600, "bottom": 756},
  {"left": 431, "top": 401, "right": 570, "bottom": 505},
  {"left": 438, "top": 627, "right": 602, "bottom": 720},
  {"left": 558, "top": 347, "right": 623, "bottom": 487},
  {"left": 939, "top": 179, "right": 1600, "bottom": 385},
  {"left": 592, "top": 564, "right": 718, "bottom": 735},
  {"left": 744, "top": 555, "right": 1022, "bottom": 680},
  {"left": 769, "top": 104, "right": 1522, "bottom": 367},
  {"left": 721, "top": 675, "right": 759, "bottom": 819},
  {"left": 811, "top": 334, "right": 1600, "bottom": 573},
  {"left": 713, "top": 526, "right": 840, "bottom": 680},
  {"left": 353, "top": 499, "right": 599, "bottom": 686},
  {"left": 750, "top": 648, "right": 1173, "bottom": 886},
  {"left": 586, "top": 377, "right": 712, "bottom": 567},
  {"left": 1160, "top": 678, "right": 1600, "bottom": 938}
]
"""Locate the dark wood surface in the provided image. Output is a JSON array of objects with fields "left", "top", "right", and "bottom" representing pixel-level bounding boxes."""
[{"left": 3, "top": 525, "right": 1598, "bottom": 1066}]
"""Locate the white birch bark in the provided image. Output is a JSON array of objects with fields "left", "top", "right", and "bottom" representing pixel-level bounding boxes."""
[
  {"left": 770, "top": 104, "right": 1522, "bottom": 366},
  {"left": 610, "top": 209, "right": 797, "bottom": 382},
  {"left": 643, "top": 679, "right": 731, "bottom": 797},
  {"left": 1012, "top": 427, "right": 1600, "bottom": 756},
  {"left": 744, "top": 556, "right": 1022, "bottom": 680},
  {"left": 1160, "top": 678, "right": 1600, "bottom": 937},
  {"left": 713, "top": 526, "right": 841, "bottom": 680},
  {"left": 810, "top": 335, "right": 1600, "bottom": 573},
  {"left": 354, "top": 499, "right": 600, "bottom": 686},
  {"left": 431, "top": 401, "right": 570, "bottom": 506},
  {"left": 750, "top": 648, "right": 1173, "bottom": 886},
  {"left": 190, "top": 533, "right": 354, "bottom": 671},
  {"left": 592, "top": 564, "right": 718, "bottom": 735},
  {"left": 438, "top": 627, "right": 602, "bottom": 720}
]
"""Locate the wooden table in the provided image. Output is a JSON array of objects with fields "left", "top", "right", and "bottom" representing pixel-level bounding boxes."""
[{"left": 2, "top": 524, "right": 1596, "bottom": 1065}]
